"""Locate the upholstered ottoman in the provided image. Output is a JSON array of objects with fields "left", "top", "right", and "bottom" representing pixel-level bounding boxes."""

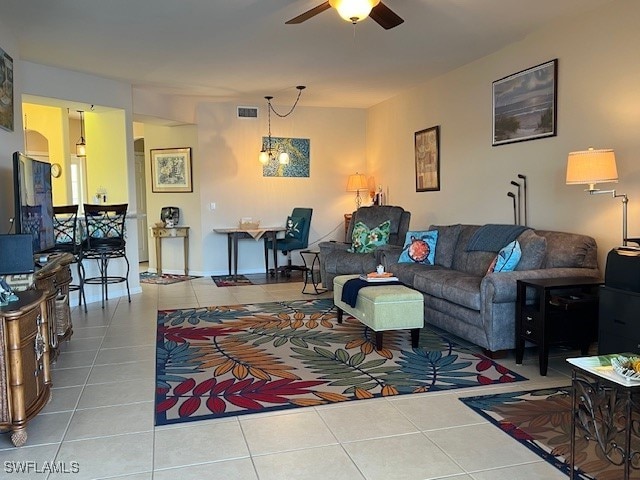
[{"left": 333, "top": 274, "right": 424, "bottom": 350}]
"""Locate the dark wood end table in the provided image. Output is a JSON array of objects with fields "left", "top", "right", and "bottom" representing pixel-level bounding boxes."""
[{"left": 515, "top": 276, "right": 602, "bottom": 375}]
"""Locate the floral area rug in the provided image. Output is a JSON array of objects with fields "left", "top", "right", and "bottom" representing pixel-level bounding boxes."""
[
  {"left": 460, "top": 386, "right": 637, "bottom": 480},
  {"left": 155, "top": 298, "right": 527, "bottom": 426},
  {"left": 140, "top": 271, "right": 200, "bottom": 284}
]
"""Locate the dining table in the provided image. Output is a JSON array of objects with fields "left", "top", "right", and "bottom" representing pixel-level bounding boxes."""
[{"left": 213, "top": 226, "right": 285, "bottom": 280}]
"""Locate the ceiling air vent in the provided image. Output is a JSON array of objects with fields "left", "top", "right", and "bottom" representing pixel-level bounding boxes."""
[{"left": 237, "top": 106, "right": 258, "bottom": 119}]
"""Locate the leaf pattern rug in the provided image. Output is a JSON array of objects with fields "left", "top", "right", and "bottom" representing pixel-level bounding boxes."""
[
  {"left": 155, "top": 298, "right": 527, "bottom": 426},
  {"left": 460, "top": 387, "right": 639, "bottom": 480}
]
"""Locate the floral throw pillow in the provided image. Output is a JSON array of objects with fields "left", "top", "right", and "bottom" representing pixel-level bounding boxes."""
[
  {"left": 398, "top": 230, "right": 438, "bottom": 265},
  {"left": 285, "top": 216, "right": 305, "bottom": 241},
  {"left": 487, "top": 240, "right": 522, "bottom": 274},
  {"left": 348, "top": 220, "right": 391, "bottom": 254}
]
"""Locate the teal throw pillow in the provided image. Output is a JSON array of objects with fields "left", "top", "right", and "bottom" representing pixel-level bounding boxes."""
[
  {"left": 285, "top": 216, "right": 305, "bottom": 241},
  {"left": 398, "top": 230, "right": 438, "bottom": 265},
  {"left": 487, "top": 240, "right": 522, "bottom": 273},
  {"left": 348, "top": 220, "right": 391, "bottom": 254}
]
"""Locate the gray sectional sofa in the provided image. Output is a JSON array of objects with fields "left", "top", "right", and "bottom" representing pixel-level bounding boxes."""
[
  {"left": 320, "top": 224, "right": 600, "bottom": 354},
  {"left": 326, "top": 223, "right": 600, "bottom": 355}
]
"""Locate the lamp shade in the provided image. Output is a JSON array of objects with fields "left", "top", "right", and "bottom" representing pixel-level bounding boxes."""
[
  {"left": 329, "top": 0, "right": 380, "bottom": 23},
  {"left": 566, "top": 148, "right": 618, "bottom": 187},
  {"left": 346, "top": 173, "right": 368, "bottom": 192}
]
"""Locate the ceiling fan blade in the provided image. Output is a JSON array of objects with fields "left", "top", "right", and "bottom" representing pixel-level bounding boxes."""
[
  {"left": 285, "top": 1, "right": 331, "bottom": 24},
  {"left": 369, "top": 2, "right": 404, "bottom": 30}
]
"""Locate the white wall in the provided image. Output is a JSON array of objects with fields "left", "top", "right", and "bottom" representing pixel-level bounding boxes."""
[
  {"left": 198, "top": 102, "right": 366, "bottom": 276},
  {"left": 367, "top": 0, "right": 640, "bottom": 270},
  {"left": 8, "top": 61, "right": 142, "bottom": 301},
  {"left": 138, "top": 99, "right": 367, "bottom": 276}
]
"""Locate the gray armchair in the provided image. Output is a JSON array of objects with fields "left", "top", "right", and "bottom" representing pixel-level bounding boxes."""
[{"left": 319, "top": 205, "right": 411, "bottom": 290}]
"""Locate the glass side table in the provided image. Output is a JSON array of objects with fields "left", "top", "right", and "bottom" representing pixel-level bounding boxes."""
[
  {"left": 567, "top": 354, "right": 640, "bottom": 479},
  {"left": 300, "top": 250, "right": 326, "bottom": 295}
]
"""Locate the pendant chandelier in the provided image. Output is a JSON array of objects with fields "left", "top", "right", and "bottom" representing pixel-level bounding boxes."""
[
  {"left": 259, "top": 85, "right": 305, "bottom": 165},
  {"left": 76, "top": 110, "right": 87, "bottom": 157}
]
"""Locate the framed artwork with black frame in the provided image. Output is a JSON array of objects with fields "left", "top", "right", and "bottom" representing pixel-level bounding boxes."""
[
  {"left": 492, "top": 59, "right": 558, "bottom": 146},
  {"left": 414, "top": 125, "right": 440, "bottom": 192},
  {"left": 0, "top": 47, "right": 14, "bottom": 132},
  {"left": 150, "top": 147, "right": 193, "bottom": 193}
]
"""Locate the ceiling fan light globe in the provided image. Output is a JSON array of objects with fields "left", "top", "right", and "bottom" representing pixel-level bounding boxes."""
[{"left": 329, "top": 0, "right": 380, "bottom": 23}]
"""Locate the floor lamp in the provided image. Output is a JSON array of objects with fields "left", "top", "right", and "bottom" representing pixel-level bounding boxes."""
[{"left": 566, "top": 148, "right": 630, "bottom": 246}]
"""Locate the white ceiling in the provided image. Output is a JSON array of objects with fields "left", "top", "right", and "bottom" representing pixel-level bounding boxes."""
[{"left": 4, "top": 0, "right": 612, "bottom": 109}]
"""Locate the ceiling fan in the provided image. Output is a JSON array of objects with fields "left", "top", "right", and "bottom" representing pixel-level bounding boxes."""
[{"left": 286, "top": 0, "right": 404, "bottom": 30}]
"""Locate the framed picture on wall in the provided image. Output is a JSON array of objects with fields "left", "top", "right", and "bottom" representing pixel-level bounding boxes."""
[
  {"left": 492, "top": 59, "right": 558, "bottom": 146},
  {"left": 0, "top": 47, "right": 14, "bottom": 132},
  {"left": 150, "top": 147, "right": 193, "bottom": 193},
  {"left": 414, "top": 126, "right": 440, "bottom": 192}
]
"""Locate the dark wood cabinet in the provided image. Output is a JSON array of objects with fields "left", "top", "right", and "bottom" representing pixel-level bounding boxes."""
[{"left": 0, "top": 290, "right": 51, "bottom": 446}]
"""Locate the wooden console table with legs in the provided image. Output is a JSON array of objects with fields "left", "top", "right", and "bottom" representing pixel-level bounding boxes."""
[
  {"left": 151, "top": 226, "right": 190, "bottom": 275},
  {"left": 0, "top": 290, "right": 51, "bottom": 447}
]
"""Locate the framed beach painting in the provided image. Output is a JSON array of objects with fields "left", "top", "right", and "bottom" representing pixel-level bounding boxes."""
[
  {"left": 414, "top": 126, "right": 440, "bottom": 192},
  {"left": 492, "top": 59, "right": 557, "bottom": 146},
  {"left": 150, "top": 147, "right": 193, "bottom": 193}
]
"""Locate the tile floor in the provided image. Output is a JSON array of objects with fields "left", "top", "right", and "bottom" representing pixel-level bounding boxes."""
[{"left": 0, "top": 274, "right": 581, "bottom": 479}]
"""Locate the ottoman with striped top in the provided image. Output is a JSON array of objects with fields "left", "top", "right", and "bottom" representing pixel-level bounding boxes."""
[{"left": 333, "top": 274, "right": 424, "bottom": 350}]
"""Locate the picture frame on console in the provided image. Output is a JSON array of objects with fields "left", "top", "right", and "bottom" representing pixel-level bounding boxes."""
[
  {"left": 414, "top": 125, "right": 440, "bottom": 192},
  {"left": 492, "top": 59, "right": 558, "bottom": 146},
  {"left": 150, "top": 147, "right": 193, "bottom": 193}
]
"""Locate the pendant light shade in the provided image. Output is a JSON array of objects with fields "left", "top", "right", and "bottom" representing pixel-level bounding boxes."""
[
  {"left": 258, "top": 86, "right": 305, "bottom": 165},
  {"left": 278, "top": 152, "right": 290, "bottom": 165},
  {"left": 76, "top": 110, "right": 87, "bottom": 157}
]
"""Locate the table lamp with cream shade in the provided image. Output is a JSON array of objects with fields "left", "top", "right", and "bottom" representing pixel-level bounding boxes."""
[
  {"left": 566, "top": 147, "right": 631, "bottom": 246},
  {"left": 347, "top": 173, "right": 368, "bottom": 209}
]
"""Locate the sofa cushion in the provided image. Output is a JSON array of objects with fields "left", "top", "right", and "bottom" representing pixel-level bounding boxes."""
[
  {"left": 515, "top": 229, "right": 547, "bottom": 270},
  {"left": 398, "top": 230, "right": 438, "bottom": 265},
  {"left": 428, "top": 224, "right": 462, "bottom": 268},
  {"left": 487, "top": 240, "right": 521, "bottom": 273},
  {"left": 348, "top": 220, "right": 390, "bottom": 254},
  {"left": 413, "top": 268, "right": 468, "bottom": 300},
  {"left": 390, "top": 262, "right": 444, "bottom": 286},
  {"left": 414, "top": 268, "right": 482, "bottom": 311},
  {"left": 325, "top": 249, "right": 379, "bottom": 275},
  {"left": 441, "top": 275, "right": 483, "bottom": 311},
  {"left": 349, "top": 205, "right": 410, "bottom": 247},
  {"left": 536, "top": 230, "right": 598, "bottom": 269}
]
